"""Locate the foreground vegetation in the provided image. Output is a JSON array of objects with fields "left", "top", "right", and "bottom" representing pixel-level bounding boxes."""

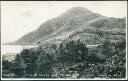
[{"left": 2, "top": 39, "right": 126, "bottom": 79}]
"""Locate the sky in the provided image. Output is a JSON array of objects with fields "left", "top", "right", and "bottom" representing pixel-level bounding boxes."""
[{"left": 1, "top": 1, "right": 127, "bottom": 43}]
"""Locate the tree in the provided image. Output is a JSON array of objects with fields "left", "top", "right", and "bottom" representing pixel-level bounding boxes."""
[
  {"left": 58, "top": 39, "right": 88, "bottom": 63},
  {"left": 20, "top": 49, "right": 30, "bottom": 63},
  {"left": 101, "top": 36, "right": 113, "bottom": 57},
  {"left": 10, "top": 54, "right": 26, "bottom": 77},
  {"left": 2, "top": 59, "right": 11, "bottom": 70},
  {"left": 36, "top": 52, "right": 54, "bottom": 78},
  {"left": 2, "top": 59, "right": 12, "bottom": 78},
  {"left": 20, "top": 49, "right": 40, "bottom": 76}
]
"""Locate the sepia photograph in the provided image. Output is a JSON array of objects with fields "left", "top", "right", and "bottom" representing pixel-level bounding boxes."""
[{"left": 1, "top": 1, "right": 127, "bottom": 80}]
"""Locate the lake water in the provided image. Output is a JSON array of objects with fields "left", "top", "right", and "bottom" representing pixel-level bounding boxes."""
[{"left": 1, "top": 45, "right": 37, "bottom": 61}]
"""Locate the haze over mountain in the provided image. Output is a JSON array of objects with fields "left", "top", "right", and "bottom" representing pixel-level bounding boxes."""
[{"left": 7, "top": 7, "right": 126, "bottom": 45}]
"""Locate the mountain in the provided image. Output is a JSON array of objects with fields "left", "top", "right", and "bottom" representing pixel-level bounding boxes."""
[{"left": 8, "top": 7, "right": 126, "bottom": 45}]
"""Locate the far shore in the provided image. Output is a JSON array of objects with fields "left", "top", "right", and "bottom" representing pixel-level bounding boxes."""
[{"left": 2, "top": 42, "right": 38, "bottom": 46}]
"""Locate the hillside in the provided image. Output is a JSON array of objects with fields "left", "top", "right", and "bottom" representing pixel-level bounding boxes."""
[{"left": 8, "top": 7, "right": 126, "bottom": 45}]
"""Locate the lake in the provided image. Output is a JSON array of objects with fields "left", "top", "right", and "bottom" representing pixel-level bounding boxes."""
[{"left": 1, "top": 45, "right": 37, "bottom": 61}]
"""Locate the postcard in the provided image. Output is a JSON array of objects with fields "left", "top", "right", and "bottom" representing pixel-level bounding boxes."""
[{"left": 1, "top": 1, "right": 127, "bottom": 80}]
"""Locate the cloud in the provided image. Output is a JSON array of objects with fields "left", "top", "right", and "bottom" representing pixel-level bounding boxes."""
[{"left": 20, "top": 11, "right": 33, "bottom": 18}]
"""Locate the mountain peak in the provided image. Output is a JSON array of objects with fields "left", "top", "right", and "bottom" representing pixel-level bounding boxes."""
[
  {"left": 70, "top": 7, "right": 92, "bottom": 12},
  {"left": 60, "top": 7, "right": 93, "bottom": 18},
  {"left": 66, "top": 7, "right": 93, "bottom": 14}
]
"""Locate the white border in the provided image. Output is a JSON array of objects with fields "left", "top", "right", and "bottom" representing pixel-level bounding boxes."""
[{"left": 1, "top": 1, "right": 127, "bottom": 80}]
